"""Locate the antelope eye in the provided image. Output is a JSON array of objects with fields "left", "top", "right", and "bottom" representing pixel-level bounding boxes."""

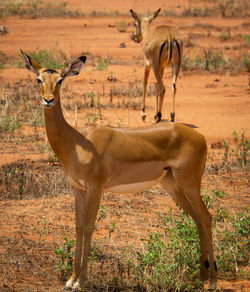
[
  {"left": 37, "top": 78, "right": 42, "bottom": 85},
  {"left": 57, "top": 79, "right": 63, "bottom": 85}
]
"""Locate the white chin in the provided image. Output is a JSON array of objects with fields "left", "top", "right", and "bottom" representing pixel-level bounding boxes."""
[{"left": 42, "top": 101, "right": 54, "bottom": 107}]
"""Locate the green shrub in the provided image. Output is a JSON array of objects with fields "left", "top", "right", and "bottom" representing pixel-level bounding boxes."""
[
  {"left": 54, "top": 235, "right": 75, "bottom": 281},
  {"left": 126, "top": 190, "right": 249, "bottom": 290},
  {"left": 133, "top": 210, "right": 202, "bottom": 291},
  {"left": 222, "top": 130, "right": 249, "bottom": 169},
  {"left": 96, "top": 57, "right": 108, "bottom": 70},
  {"left": 29, "top": 48, "right": 67, "bottom": 69}
]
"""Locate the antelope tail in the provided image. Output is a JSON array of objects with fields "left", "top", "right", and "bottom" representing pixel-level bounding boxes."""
[{"left": 159, "top": 39, "right": 181, "bottom": 64}]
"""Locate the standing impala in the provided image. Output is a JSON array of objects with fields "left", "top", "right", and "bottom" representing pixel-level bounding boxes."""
[
  {"left": 130, "top": 8, "right": 183, "bottom": 123},
  {"left": 21, "top": 51, "right": 217, "bottom": 291}
]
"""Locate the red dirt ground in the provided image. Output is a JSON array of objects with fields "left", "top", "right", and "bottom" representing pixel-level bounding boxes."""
[{"left": 0, "top": 0, "right": 249, "bottom": 291}]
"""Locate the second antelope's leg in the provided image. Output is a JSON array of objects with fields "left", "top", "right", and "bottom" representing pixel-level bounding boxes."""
[
  {"left": 153, "top": 65, "right": 165, "bottom": 123},
  {"left": 171, "top": 62, "right": 181, "bottom": 122},
  {"left": 171, "top": 75, "right": 177, "bottom": 123},
  {"left": 142, "top": 64, "right": 151, "bottom": 121},
  {"left": 154, "top": 82, "right": 159, "bottom": 123}
]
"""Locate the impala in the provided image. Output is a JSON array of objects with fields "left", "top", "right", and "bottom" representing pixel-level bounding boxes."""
[
  {"left": 21, "top": 50, "right": 217, "bottom": 291},
  {"left": 130, "top": 8, "right": 183, "bottom": 123}
]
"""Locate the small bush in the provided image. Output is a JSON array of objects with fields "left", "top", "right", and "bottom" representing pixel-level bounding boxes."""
[
  {"left": 124, "top": 190, "right": 249, "bottom": 290},
  {"left": 0, "top": 50, "right": 7, "bottom": 69},
  {"left": 133, "top": 214, "right": 203, "bottom": 291},
  {"left": 242, "top": 34, "right": 250, "bottom": 44},
  {"left": 243, "top": 57, "right": 250, "bottom": 72},
  {"left": 28, "top": 47, "right": 67, "bottom": 69},
  {"left": 96, "top": 57, "right": 108, "bottom": 70},
  {"left": 116, "top": 21, "right": 127, "bottom": 33},
  {"left": 54, "top": 235, "right": 75, "bottom": 281},
  {"left": 0, "top": 79, "right": 43, "bottom": 133},
  {"left": 90, "top": 10, "right": 119, "bottom": 17},
  {"left": 222, "top": 130, "right": 249, "bottom": 169},
  {"left": 215, "top": 208, "right": 249, "bottom": 279},
  {"left": 204, "top": 50, "right": 226, "bottom": 71},
  {"left": 219, "top": 0, "right": 249, "bottom": 18},
  {"left": 182, "top": 7, "right": 212, "bottom": 17}
]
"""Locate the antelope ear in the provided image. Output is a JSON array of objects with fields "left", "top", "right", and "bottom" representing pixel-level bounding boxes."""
[
  {"left": 149, "top": 8, "right": 161, "bottom": 23},
  {"left": 61, "top": 56, "right": 86, "bottom": 79},
  {"left": 130, "top": 9, "right": 139, "bottom": 21},
  {"left": 20, "top": 49, "right": 41, "bottom": 76}
]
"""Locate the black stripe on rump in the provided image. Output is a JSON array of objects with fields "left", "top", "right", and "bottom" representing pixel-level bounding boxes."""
[
  {"left": 159, "top": 40, "right": 168, "bottom": 63},
  {"left": 174, "top": 40, "right": 181, "bottom": 60},
  {"left": 168, "top": 40, "right": 173, "bottom": 63}
]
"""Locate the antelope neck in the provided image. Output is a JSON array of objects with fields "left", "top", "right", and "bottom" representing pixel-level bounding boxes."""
[
  {"left": 43, "top": 93, "right": 75, "bottom": 160},
  {"left": 141, "top": 23, "right": 149, "bottom": 41}
]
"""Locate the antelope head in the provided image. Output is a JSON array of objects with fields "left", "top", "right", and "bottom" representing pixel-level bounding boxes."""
[
  {"left": 130, "top": 8, "right": 161, "bottom": 43},
  {"left": 21, "top": 50, "right": 86, "bottom": 108}
]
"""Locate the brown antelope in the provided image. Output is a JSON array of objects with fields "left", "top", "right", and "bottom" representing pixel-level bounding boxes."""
[
  {"left": 21, "top": 50, "right": 217, "bottom": 291},
  {"left": 130, "top": 8, "right": 183, "bottom": 123}
]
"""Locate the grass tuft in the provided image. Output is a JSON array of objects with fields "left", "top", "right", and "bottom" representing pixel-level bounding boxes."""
[{"left": 0, "top": 0, "right": 84, "bottom": 18}]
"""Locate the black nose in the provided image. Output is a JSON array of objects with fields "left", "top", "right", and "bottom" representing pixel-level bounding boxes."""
[{"left": 44, "top": 98, "right": 54, "bottom": 105}]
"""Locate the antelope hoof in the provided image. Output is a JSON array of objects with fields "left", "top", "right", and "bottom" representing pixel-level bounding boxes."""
[
  {"left": 208, "top": 283, "right": 217, "bottom": 291},
  {"left": 63, "top": 277, "right": 75, "bottom": 290},
  {"left": 141, "top": 113, "right": 146, "bottom": 121},
  {"left": 171, "top": 112, "right": 175, "bottom": 122},
  {"left": 72, "top": 281, "right": 83, "bottom": 292},
  {"left": 154, "top": 112, "right": 162, "bottom": 123}
]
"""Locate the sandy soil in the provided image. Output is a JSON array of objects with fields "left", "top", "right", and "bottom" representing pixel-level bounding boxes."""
[{"left": 0, "top": 0, "right": 249, "bottom": 291}]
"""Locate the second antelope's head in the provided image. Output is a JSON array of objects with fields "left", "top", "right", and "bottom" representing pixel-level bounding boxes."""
[
  {"left": 129, "top": 8, "right": 161, "bottom": 43},
  {"left": 21, "top": 50, "right": 86, "bottom": 108}
]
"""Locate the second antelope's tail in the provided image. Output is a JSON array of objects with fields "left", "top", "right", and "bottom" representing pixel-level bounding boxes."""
[{"left": 159, "top": 38, "right": 182, "bottom": 64}]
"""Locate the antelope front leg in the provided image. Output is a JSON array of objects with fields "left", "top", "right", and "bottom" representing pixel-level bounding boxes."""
[
  {"left": 141, "top": 64, "right": 150, "bottom": 121},
  {"left": 64, "top": 188, "right": 86, "bottom": 290},
  {"left": 73, "top": 185, "right": 102, "bottom": 291}
]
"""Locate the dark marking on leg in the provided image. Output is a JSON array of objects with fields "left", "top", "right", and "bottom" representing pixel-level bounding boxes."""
[
  {"left": 154, "top": 112, "right": 162, "bottom": 122},
  {"left": 170, "top": 112, "right": 175, "bottom": 122},
  {"left": 205, "top": 260, "right": 210, "bottom": 269},
  {"left": 172, "top": 83, "right": 176, "bottom": 95},
  {"left": 214, "top": 261, "right": 218, "bottom": 272},
  {"left": 141, "top": 107, "right": 146, "bottom": 121},
  {"left": 168, "top": 40, "right": 173, "bottom": 63}
]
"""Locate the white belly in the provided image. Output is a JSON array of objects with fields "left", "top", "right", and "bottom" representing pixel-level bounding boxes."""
[{"left": 104, "top": 169, "right": 167, "bottom": 193}]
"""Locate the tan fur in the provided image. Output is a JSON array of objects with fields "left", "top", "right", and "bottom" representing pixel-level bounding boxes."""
[{"left": 21, "top": 51, "right": 217, "bottom": 291}]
